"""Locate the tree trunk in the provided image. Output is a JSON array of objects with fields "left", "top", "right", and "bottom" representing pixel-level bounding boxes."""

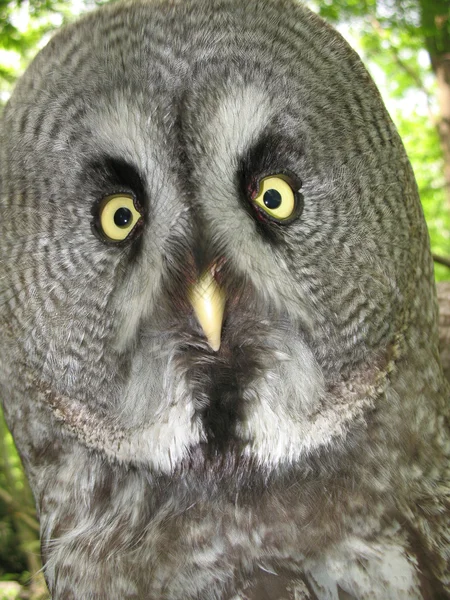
[
  {"left": 434, "top": 54, "right": 450, "bottom": 205},
  {"left": 419, "top": 0, "right": 450, "bottom": 205},
  {"left": 437, "top": 281, "right": 450, "bottom": 381}
]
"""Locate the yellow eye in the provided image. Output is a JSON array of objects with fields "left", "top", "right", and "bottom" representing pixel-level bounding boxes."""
[
  {"left": 253, "top": 176, "right": 296, "bottom": 221},
  {"left": 99, "top": 194, "right": 142, "bottom": 242}
]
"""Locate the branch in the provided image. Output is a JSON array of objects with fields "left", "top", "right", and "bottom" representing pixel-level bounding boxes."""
[
  {"left": 433, "top": 253, "right": 450, "bottom": 269},
  {"left": 0, "top": 488, "right": 40, "bottom": 531}
]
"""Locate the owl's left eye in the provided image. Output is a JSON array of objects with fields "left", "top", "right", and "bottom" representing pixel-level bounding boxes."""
[
  {"left": 97, "top": 194, "right": 143, "bottom": 242},
  {"left": 252, "top": 175, "right": 302, "bottom": 223}
]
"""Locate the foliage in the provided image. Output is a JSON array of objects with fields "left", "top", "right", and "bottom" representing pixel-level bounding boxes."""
[
  {"left": 0, "top": 415, "right": 30, "bottom": 578},
  {"left": 0, "top": 0, "right": 108, "bottom": 101},
  {"left": 396, "top": 110, "right": 450, "bottom": 280},
  {"left": 0, "top": 412, "right": 47, "bottom": 599}
]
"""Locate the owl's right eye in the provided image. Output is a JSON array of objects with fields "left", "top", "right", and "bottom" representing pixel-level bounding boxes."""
[{"left": 97, "top": 194, "right": 143, "bottom": 242}]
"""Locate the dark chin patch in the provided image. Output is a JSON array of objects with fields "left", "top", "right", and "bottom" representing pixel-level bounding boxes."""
[
  {"left": 180, "top": 334, "right": 264, "bottom": 453},
  {"left": 201, "top": 364, "right": 242, "bottom": 451},
  {"left": 196, "top": 343, "right": 262, "bottom": 453}
]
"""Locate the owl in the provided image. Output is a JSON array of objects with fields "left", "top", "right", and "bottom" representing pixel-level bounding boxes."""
[{"left": 0, "top": 0, "right": 449, "bottom": 598}]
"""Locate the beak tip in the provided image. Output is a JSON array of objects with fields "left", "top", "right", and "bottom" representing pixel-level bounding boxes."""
[{"left": 208, "top": 338, "right": 221, "bottom": 352}]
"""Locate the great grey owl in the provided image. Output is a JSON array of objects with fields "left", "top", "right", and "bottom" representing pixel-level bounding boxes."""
[{"left": 0, "top": 0, "right": 449, "bottom": 598}]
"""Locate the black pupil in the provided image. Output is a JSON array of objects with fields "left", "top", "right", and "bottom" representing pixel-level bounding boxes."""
[
  {"left": 263, "top": 189, "right": 282, "bottom": 210},
  {"left": 114, "top": 207, "right": 133, "bottom": 228}
]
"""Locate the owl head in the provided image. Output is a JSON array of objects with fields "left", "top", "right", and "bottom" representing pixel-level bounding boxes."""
[{"left": 0, "top": 0, "right": 439, "bottom": 478}]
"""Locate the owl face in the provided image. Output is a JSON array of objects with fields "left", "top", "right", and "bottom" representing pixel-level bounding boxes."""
[{"left": 0, "top": 0, "right": 433, "bottom": 476}]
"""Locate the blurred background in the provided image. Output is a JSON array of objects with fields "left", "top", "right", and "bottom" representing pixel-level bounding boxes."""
[{"left": 0, "top": 0, "right": 449, "bottom": 598}]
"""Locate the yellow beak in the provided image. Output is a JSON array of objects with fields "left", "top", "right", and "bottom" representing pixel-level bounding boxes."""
[{"left": 189, "top": 269, "right": 225, "bottom": 351}]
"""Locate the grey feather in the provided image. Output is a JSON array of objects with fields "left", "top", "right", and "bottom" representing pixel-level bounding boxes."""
[{"left": 0, "top": 0, "right": 449, "bottom": 598}]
